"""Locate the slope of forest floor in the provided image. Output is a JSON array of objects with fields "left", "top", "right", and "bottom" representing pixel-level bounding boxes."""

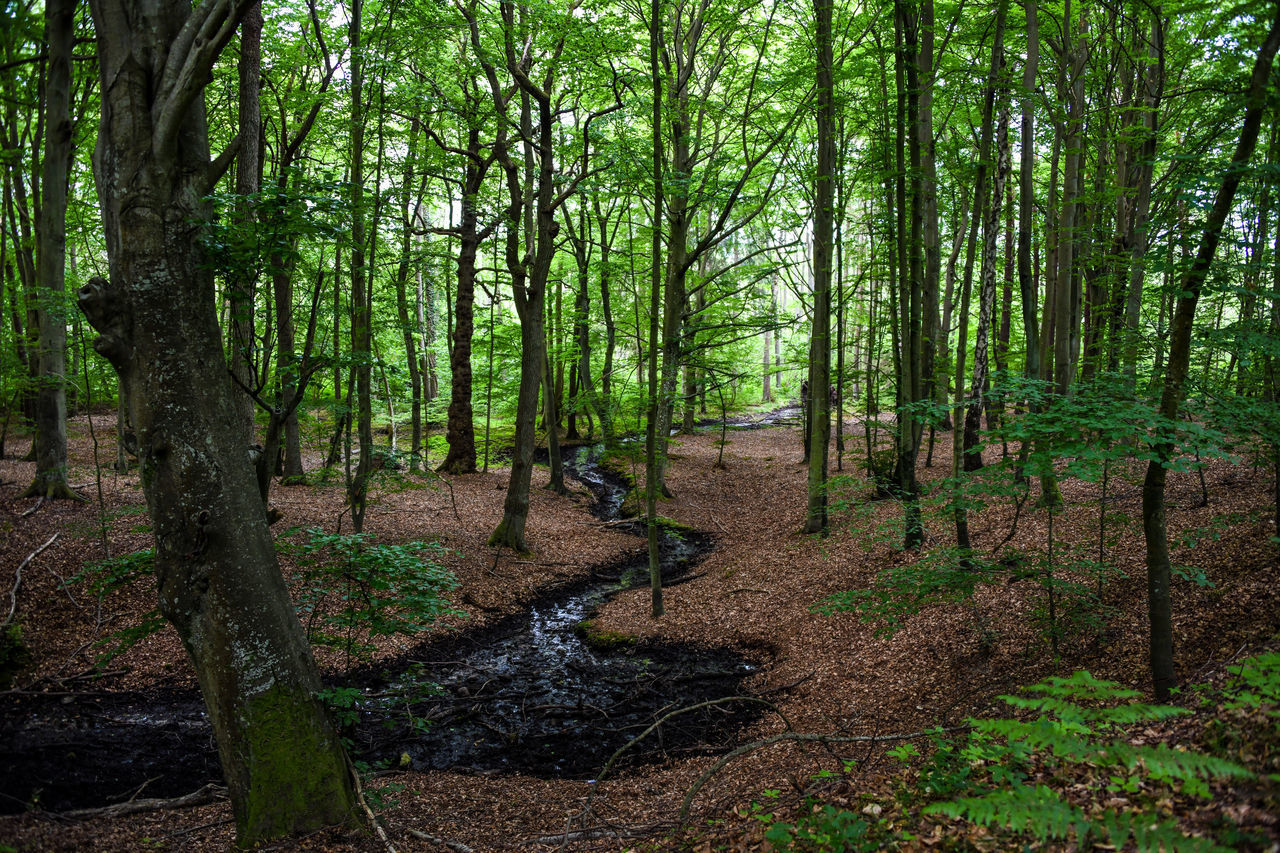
[{"left": 0, "top": 411, "right": 1277, "bottom": 851}]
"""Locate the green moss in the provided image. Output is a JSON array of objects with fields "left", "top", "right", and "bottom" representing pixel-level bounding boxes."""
[
  {"left": 652, "top": 515, "right": 695, "bottom": 535},
  {"left": 574, "top": 619, "right": 637, "bottom": 652},
  {"left": 236, "top": 685, "right": 359, "bottom": 846}
]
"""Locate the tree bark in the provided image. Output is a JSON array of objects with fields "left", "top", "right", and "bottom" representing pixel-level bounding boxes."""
[
  {"left": 806, "top": 0, "right": 834, "bottom": 535},
  {"left": 82, "top": 0, "right": 357, "bottom": 841},
  {"left": 23, "top": 0, "right": 81, "bottom": 501},
  {"left": 438, "top": 124, "right": 488, "bottom": 475}
]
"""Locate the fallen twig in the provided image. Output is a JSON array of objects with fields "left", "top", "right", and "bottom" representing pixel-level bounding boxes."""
[
  {"left": 350, "top": 758, "right": 397, "bottom": 853},
  {"left": 61, "top": 783, "right": 225, "bottom": 819},
  {"left": 526, "top": 821, "right": 675, "bottom": 846},
  {"left": 4, "top": 532, "right": 59, "bottom": 628},
  {"left": 407, "top": 828, "right": 475, "bottom": 852},
  {"left": 585, "top": 696, "right": 790, "bottom": 816},
  {"left": 756, "top": 670, "right": 815, "bottom": 696},
  {"left": 20, "top": 498, "right": 46, "bottom": 518}
]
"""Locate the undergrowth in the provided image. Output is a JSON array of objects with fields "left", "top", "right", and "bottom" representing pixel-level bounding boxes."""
[{"left": 748, "top": 652, "right": 1280, "bottom": 852}]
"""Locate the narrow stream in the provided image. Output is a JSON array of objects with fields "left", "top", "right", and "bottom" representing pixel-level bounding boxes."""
[{"left": 0, "top": 446, "right": 761, "bottom": 811}]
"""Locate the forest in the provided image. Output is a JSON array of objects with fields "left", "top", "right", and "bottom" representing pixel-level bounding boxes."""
[{"left": 1, "top": 0, "right": 1279, "bottom": 849}]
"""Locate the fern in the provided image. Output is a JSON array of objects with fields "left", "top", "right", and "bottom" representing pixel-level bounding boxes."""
[
  {"left": 1103, "top": 810, "right": 1229, "bottom": 852},
  {"left": 925, "top": 670, "right": 1252, "bottom": 851},
  {"left": 927, "top": 784, "right": 1091, "bottom": 844}
]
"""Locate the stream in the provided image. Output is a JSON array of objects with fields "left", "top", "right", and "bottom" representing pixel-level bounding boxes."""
[{"left": 0, "top": 446, "right": 761, "bottom": 812}]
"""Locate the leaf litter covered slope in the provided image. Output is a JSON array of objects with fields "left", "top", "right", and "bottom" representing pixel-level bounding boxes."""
[{"left": 1, "top": 413, "right": 1277, "bottom": 851}]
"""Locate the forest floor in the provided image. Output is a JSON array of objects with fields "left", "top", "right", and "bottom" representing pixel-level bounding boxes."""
[{"left": 0, "top": 409, "right": 1277, "bottom": 851}]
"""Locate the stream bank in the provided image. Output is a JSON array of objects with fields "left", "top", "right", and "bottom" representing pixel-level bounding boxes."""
[{"left": 0, "top": 446, "right": 762, "bottom": 811}]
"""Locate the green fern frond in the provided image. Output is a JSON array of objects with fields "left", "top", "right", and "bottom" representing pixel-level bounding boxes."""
[{"left": 925, "top": 784, "right": 1091, "bottom": 844}]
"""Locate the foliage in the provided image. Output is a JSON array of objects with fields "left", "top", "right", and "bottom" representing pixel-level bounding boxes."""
[
  {"left": 284, "top": 527, "right": 462, "bottom": 668},
  {"left": 922, "top": 671, "right": 1253, "bottom": 850},
  {"left": 66, "top": 550, "right": 167, "bottom": 664},
  {"left": 66, "top": 548, "right": 154, "bottom": 597},
  {"left": 814, "top": 546, "right": 994, "bottom": 638}
]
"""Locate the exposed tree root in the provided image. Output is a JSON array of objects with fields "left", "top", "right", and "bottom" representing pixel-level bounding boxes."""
[{"left": 18, "top": 477, "right": 86, "bottom": 503}]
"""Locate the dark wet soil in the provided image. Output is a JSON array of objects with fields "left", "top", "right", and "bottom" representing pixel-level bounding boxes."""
[{"left": 0, "top": 446, "right": 764, "bottom": 813}]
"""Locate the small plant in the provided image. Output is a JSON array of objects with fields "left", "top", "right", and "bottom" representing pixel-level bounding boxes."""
[
  {"left": 0, "top": 622, "right": 32, "bottom": 688},
  {"left": 67, "top": 548, "right": 155, "bottom": 597},
  {"left": 764, "top": 804, "right": 872, "bottom": 852},
  {"left": 67, "top": 550, "right": 167, "bottom": 664},
  {"left": 285, "top": 528, "right": 462, "bottom": 670},
  {"left": 814, "top": 547, "right": 994, "bottom": 637}
]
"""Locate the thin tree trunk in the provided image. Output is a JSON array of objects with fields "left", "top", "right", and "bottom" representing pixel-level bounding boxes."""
[
  {"left": 23, "top": 0, "right": 81, "bottom": 501},
  {"left": 806, "top": 0, "right": 834, "bottom": 535},
  {"left": 1142, "top": 5, "right": 1280, "bottom": 700}
]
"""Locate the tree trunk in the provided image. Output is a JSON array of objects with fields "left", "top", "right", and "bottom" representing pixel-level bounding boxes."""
[
  {"left": 23, "top": 0, "right": 81, "bottom": 502},
  {"left": 1142, "top": 5, "right": 1280, "bottom": 700},
  {"left": 394, "top": 117, "right": 424, "bottom": 471},
  {"left": 645, "top": 0, "right": 665, "bottom": 617},
  {"left": 806, "top": 0, "right": 834, "bottom": 535},
  {"left": 347, "top": 0, "right": 373, "bottom": 533},
  {"left": 438, "top": 127, "right": 486, "bottom": 475},
  {"left": 228, "top": 1, "right": 262, "bottom": 445},
  {"left": 962, "top": 98, "right": 1010, "bottom": 471},
  {"left": 82, "top": 0, "right": 357, "bottom": 841}
]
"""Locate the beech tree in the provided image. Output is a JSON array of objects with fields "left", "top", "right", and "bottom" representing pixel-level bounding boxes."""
[
  {"left": 21, "top": 0, "right": 80, "bottom": 501},
  {"left": 79, "top": 0, "right": 356, "bottom": 842}
]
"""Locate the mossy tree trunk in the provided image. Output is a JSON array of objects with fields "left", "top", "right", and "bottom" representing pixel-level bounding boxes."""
[{"left": 81, "top": 0, "right": 358, "bottom": 843}]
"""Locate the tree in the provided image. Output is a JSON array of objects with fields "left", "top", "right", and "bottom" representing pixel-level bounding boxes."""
[
  {"left": 80, "top": 0, "right": 357, "bottom": 841},
  {"left": 1141, "top": 1, "right": 1280, "bottom": 701},
  {"left": 21, "top": 0, "right": 81, "bottom": 501},
  {"left": 805, "top": 0, "right": 834, "bottom": 535}
]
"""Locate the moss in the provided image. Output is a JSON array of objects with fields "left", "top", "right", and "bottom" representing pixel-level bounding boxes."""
[
  {"left": 574, "top": 619, "right": 637, "bottom": 652},
  {"left": 236, "top": 684, "right": 359, "bottom": 846},
  {"left": 652, "top": 515, "right": 695, "bottom": 535}
]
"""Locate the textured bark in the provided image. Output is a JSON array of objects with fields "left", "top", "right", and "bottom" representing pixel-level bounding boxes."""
[
  {"left": 437, "top": 126, "right": 487, "bottom": 475},
  {"left": 83, "top": 0, "right": 357, "bottom": 842},
  {"left": 22, "top": 0, "right": 81, "bottom": 502},
  {"left": 962, "top": 100, "right": 1010, "bottom": 471}
]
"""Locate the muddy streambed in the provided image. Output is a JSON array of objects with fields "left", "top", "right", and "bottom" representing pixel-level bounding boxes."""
[{"left": 0, "top": 447, "right": 762, "bottom": 813}]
